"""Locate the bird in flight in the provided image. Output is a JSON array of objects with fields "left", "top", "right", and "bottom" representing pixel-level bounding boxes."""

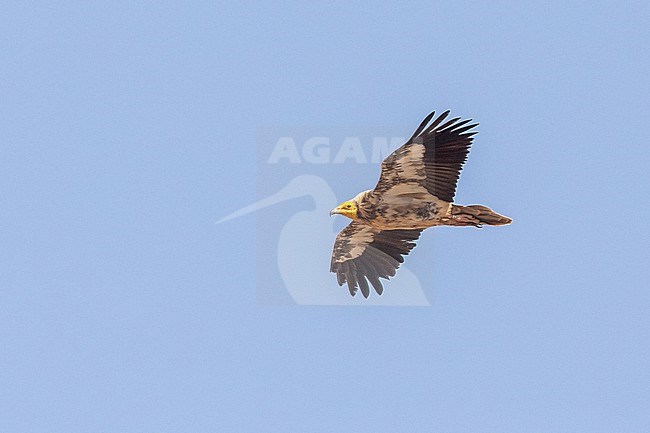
[{"left": 330, "top": 110, "right": 511, "bottom": 298}]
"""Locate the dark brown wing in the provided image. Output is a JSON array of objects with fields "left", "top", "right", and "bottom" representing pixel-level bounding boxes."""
[
  {"left": 330, "top": 221, "right": 422, "bottom": 298},
  {"left": 374, "top": 110, "right": 478, "bottom": 202}
]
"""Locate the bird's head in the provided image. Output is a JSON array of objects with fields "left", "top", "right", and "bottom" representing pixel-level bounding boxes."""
[{"left": 330, "top": 200, "right": 358, "bottom": 220}]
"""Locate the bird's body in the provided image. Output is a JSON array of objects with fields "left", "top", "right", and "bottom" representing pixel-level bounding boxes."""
[
  {"left": 353, "top": 188, "right": 450, "bottom": 230},
  {"left": 330, "top": 110, "right": 512, "bottom": 298}
]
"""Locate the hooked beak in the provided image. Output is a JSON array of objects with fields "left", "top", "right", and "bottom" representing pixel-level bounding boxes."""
[{"left": 329, "top": 207, "right": 341, "bottom": 217}]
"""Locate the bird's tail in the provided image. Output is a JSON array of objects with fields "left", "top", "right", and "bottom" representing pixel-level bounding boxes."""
[{"left": 450, "top": 204, "right": 512, "bottom": 227}]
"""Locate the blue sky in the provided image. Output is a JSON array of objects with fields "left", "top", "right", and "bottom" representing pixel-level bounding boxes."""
[{"left": 1, "top": 1, "right": 649, "bottom": 432}]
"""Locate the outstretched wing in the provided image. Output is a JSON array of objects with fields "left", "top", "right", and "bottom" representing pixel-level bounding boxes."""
[
  {"left": 374, "top": 110, "right": 478, "bottom": 203},
  {"left": 330, "top": 221, "right": 422, "bottom": 298}
]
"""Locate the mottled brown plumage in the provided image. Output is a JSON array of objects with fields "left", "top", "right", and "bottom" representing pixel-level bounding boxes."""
[{"left": 330, "top": 110, "right": 512, "bottom": 298}]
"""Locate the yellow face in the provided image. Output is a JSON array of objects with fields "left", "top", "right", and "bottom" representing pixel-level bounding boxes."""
[{"left": 330, "top": 201, "right": 358, "bottom": 220}]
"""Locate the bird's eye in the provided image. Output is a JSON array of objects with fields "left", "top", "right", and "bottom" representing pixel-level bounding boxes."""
[{"left": 345, "top": 205, "right": 351, "bottom": 209}]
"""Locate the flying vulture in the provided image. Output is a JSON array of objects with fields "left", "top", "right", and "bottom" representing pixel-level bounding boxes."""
[{"left": 330, "top": 110, "right": 511, "bottom": 298}]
